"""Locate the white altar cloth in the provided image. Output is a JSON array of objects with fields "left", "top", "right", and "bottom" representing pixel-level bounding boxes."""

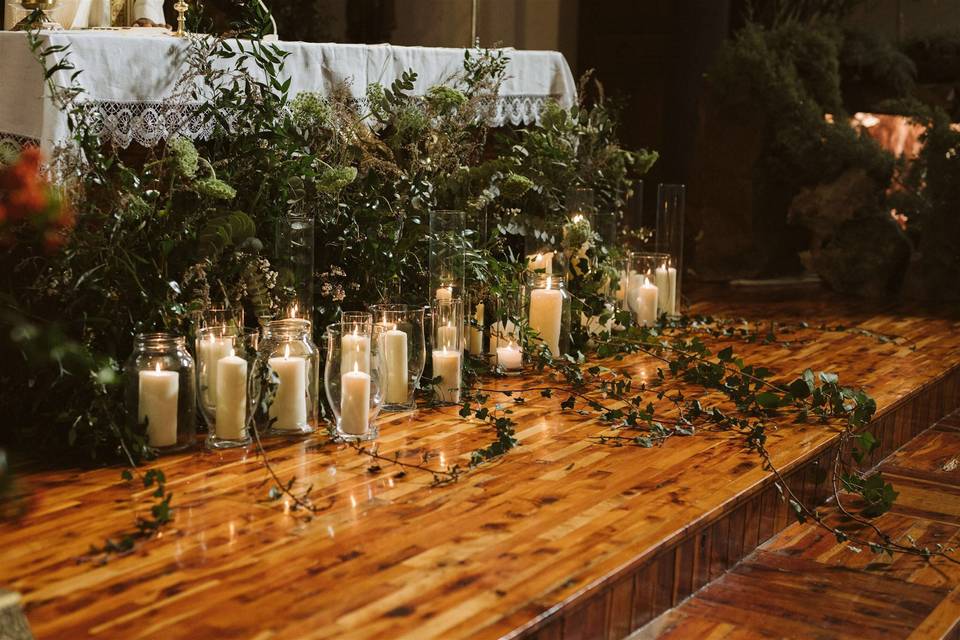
[{"left": 0, "top": 30, "right": 577, "bottom": 153}]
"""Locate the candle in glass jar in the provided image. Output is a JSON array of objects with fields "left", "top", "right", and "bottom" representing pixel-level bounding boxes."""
[
  {"left": 468, "top": 302, "right": 484, "bottom": 355},
  {"left": 435, "top": 286, "right": 453, "bottom": 301},
  {"left": 488, "top": 320, "right": 517, "bottom": 354},
  {"left": 215, "top": 349, "right": 248, "bottom": 440},
  {"left": 655, "top": 262, "right": 677, "bottom": 315},
  {"left": 432, "top": 345, "right": 462, "bottom": 403},
  {"left": 529, "top": 276, "right": 563, "bottom": 357},
  {"left": 199, "top": 333, "right": 231, "bottom": 406},
  {"left": 383, "top": 327, "right": 408, "bottom": 404},
  {"left": 340, "top": 362, "right": 371, "bottom": 435},
  {"left": 268, "top": 344, "right": 307, "bottom": 430},
  {"left": 139, "top": 363, "right": 179, "bottom": 448},
  {"left": 496, "top": 341, "right": 523, "bottom": 371},
  {"left": 634, "top": 277, "right": 659, "bottom": 327},
  {"left": 341, "top": 329, "right": 370, "bottom": 375}
]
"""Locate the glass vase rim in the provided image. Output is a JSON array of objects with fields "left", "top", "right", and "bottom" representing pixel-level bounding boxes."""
[
  {"left": 264, "top": 318, "right": 312, "bottom": 335},
  {"left": 527, "top": 273, "right": 567, "bottom": 287},
  {"left": 197, "top": 325, "right": 259, "bottom": 339},
  {"left": 134, "top": 332, "right": 186, "bottom": 349}
]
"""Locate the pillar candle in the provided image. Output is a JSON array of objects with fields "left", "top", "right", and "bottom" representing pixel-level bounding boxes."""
[
  {"left": 268, "top": 345, "right": 307, "bottom": 430},
  {"left": 655, "top": 263, "right": 677, "bottom": 316},
  {"left": 529, "top": 278, "right": 563, "bottom": 357},
  {"left": 139, "top": 364, "right": 179, "bottom": 448},
  {"left": 626, "top": 272, "right": 646, "bottom": 314},
  {"left": 383, "top": 328, "right": 408, "bottom": 404},
  {"left": 526, "top": 251, "right": 553, "bottom": 275},
  {"left": 341, "top": 330, "right": 370, "bottom": 375},
  {"left": 496, "top": 341, "right": 523, "bottom": 370},
  {"left": 432, "top": 346, "right": 462, "bottom": 403},
  {"left": 215, "top": 351, "right": 248, "bottom": 440},
  {"left": 468, "top": 303, "right": 484, "bottom": 356},
  {"left": 634, "top": 278, "right": 659, "bottom": 327},
  {"left": 340, "top": 363, "right": 371, "bottom": 435},
  {"left": 199, "top": 335, "right": 231, "bottom": 406},
  {"left": 435, "top": 286, "right": 453, "bottom": 301}
]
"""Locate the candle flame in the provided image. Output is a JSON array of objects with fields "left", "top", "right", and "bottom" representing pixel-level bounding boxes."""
[
  {"left": 283, "top": 344, "right": 290, "bottom": 360},
  {"left": 546, "top": 276, "right": 552, "bottom": 291},
  {"left": 155, "top": 362, "right": 161, "bottom": 373},
  {"left": 572, "top": 213, "right": 584, "bottom": 223},
  {"left": 353, "top": 361, "right": 359, "bottom": 374},
  {"left": 229, "top": 348, "right": 235, "bottom": 358},
  {"left": 289, "top": 303, "right": 298, "bottom": 319},
  {"left": 661, "top": 261, "right": 668, "bottom": 270}
]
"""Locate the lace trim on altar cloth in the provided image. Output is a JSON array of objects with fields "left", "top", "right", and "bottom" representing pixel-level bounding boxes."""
[
  {"left": 0, "top": 94, "right": 561, "bottom": 151},
  {"left": 0, "top": 133, "right": 39, "bottom": 155}
]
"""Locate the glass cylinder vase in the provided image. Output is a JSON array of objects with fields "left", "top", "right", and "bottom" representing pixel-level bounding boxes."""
[
  {"left": 369, "top": 304, "right": 426, "bottom": 411},
  {"left": 276, "top": 212, "right": 316, "bottom": 322},
  {"left": 324, "top": 322, "right": 384, "bottom": 441},
  {"left": 124, "top": 333, "right": 197, "bottom": 454},
  {"left": 197, "top": 328, "right": 261, "bottom": 449},
  {"left": 258, "top": 319, "right": 320, "bottom": 435},
  {"left": 655, "top": 184, "right": 685, "bottom": 315},
  {"left": 524, "top": 274, "right": 571, "bottom": 359},
  {"left": 429, "top": 210, "right": 467, "bottom": 302},
  {"left": 431, "top": 298, "right": 463, "bottom": 405}
]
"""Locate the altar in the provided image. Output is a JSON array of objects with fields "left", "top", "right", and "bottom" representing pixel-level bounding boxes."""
[{"left": 0, "top": 30, "right": 577, "bottom": 153}]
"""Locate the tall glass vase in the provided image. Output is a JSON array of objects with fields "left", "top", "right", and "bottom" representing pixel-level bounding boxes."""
[
  {"left": 656, "top": 184, "right": 685, "bottom": 315},
  {"left": 276, "top": 212, "right": 315, "bottom": 321},
  {"left": 429, "top": 210, "right": 467, "bottom": 302}
]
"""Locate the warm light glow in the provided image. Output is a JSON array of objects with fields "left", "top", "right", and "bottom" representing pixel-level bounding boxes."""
[
  {"left": 155, "top": 362, "right": 161, "bottom": 373},
  {"left": 353, "top": 361, "right": 359, "bottom": 374},
  {"left": 546, "top": 276, "right": 553, "bottom": 291},
  {"left": 572, "top": 213, "right": 584, "bottom": 223},
  {"left": 228, "top": 348, "right": 235, "bottom": 358},
  {"left": 289, "top": 303, "right": 298, "bottom": 318},
  {"left": 283, "top": 344, "right": 290, "bottom": 360}
]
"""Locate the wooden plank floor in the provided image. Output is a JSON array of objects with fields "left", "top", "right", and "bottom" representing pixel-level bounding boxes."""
[
  {"left": 636, "top": 410, "right": 960, "bottom": 640},
  {"left": 1, "top": 286, "right": 959, "bottom": 639}
]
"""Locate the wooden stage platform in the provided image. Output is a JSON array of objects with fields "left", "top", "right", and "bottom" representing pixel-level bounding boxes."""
[{"left": 1, "top": 286, "right": 959, "bottom": 639}]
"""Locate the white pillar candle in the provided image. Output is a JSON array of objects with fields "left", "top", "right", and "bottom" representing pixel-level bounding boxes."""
[
  {"left": 139, "top": 364, "right": 179, "bottom": 448},
  {"left": 199, "top": 335, "right": 232, "bottom": 406},
  {"left": 526, "top": 251, "right": 554, "bottom": 275},
  {"left": 268, "top": 345, "right": 307, "bottom": 431},
  {"left": 215, "top": 350, "right": 248, "bottom": 440},
  {"left": 340, "top": 362, "right": 371, "bottom": 435},
  {"left": 655, "top": 264, "right": 676, "bottom": 316},
  {"left": 529, "top": 277, "right": 563, "bottom": 357},
  {"left": 626, "top": 272, "right": 646, "bottom": 313},
  {"left": 435, "top": 286, "right": 453, "bottom": 301},
  {"left": 496, "top": 341, "right": 523, "bottom": 370},
  {"left": 437, "top": 321, "right": 458, "bottom": 351},
  {"left": 383, "top": 328, "right": 408, "bottom": 404},
  {"left": 341, "top": 330, "right": 370, "bottom": 375},
  {"left": 432, "top": 346, "right": 462, "bottom": 403},
  {"left": 468, "top": 303, "right": 484, "bottom": 356},
  {"left": 634, "top": 278, "right": 659, "bottom": 327}
]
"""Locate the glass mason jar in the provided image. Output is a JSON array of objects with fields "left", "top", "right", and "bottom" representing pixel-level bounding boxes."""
[
  {"left": 258, "top": 319, "right": 320, "bottom": 436},
  {"left": 341, "top": 311, "right": 373, "bottom": 330},
  {"left": 124, "top": 333, "right": 197, "bottom": 454},
  {"left": 431, "top": 298, "right": 463, "bottom": 405},
  {"left": 524, "top": 274, "right": 572, "bottom": 359},
  {"left": 193, "top": 306, "right": 245, "bottom": 333},
  {"left": 369, "top": 304, "right": 426, "bottom": 411},
  {"left": 197, "top": 327, "right": 261, "bottom": 449},
  {"left": 324, "top": 322, "right": 384, "bottom": 441}
]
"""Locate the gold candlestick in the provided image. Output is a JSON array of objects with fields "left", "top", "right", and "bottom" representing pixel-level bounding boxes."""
[{"left": 174, "top": 0, "right": 189, "bottom": 36}]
